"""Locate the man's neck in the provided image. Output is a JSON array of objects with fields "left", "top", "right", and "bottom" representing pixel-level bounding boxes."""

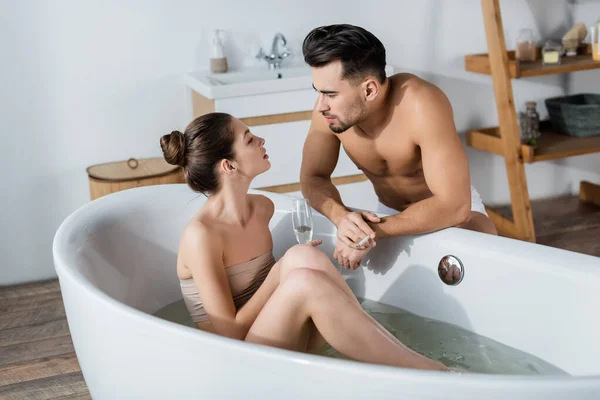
[{"left": 355, "top": 78, "right": 393, "bottom": 136}]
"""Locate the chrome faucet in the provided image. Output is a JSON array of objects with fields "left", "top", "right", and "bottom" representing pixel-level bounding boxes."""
[{"left": 256, "top": 33, "right": 291, "bottom": 69}]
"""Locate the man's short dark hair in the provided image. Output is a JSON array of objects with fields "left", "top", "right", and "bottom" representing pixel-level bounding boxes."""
[{"left": 302, "top": 24, "right": 386, "bottom": 84}]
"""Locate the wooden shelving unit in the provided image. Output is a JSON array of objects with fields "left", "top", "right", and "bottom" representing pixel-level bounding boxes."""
[
  {"left": 467, "top": 121, "right": 600, "bottom": 163},
  {"left": 465, "top": 45, "right": 600, "bottom": 78},
  {"left": 464, "top": 0, "right": 600, "bottom": 242}
]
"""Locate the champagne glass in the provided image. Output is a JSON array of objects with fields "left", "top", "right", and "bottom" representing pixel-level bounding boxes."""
[{"left": 292, "top": 198, "right": 313, "bottom": 244}]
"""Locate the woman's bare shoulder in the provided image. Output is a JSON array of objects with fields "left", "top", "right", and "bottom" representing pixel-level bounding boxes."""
[
  {"left": 182, "top": 212, "right": 222, "bottom": 242},
  {"left": 249, "top": 194, "right": 275, "bottom": 219},
  {"left": 176, "top": 214, "right": 224, "bottom": 279}
]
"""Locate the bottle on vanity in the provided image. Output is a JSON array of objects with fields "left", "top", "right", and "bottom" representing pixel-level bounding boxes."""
[{"left": 210, "top": 29, "right": 228, "bottom": 73}]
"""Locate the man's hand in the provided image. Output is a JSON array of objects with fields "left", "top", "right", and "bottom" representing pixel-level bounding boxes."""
[
  {"left": 336, "top": 211, "right": 380, "bottom": 249},
  {"left": 333, "top": 240, "right": 371, "bottom": 270}
]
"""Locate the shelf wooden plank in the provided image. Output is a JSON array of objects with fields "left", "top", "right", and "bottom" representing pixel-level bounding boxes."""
[
  {"left": 465, "top": 127, "right": 504, "bottom": 157},
  {"left": 466, "top": 122, "right": 600, "bottom": 163},
  {"left": 465, "top": 52, "right": 517, "bottom": 77},
  {"left": 580, "top": 181, "right": 600, "bottom": 207},
  {"left": 519, "top": 54, "right": 600, "bottom": 77},
  {"left": 465, "top": 45, "right": 600, "bottom": 78},
  {"left": 485, "top": 208, "right": 522, "bottom": 239}
]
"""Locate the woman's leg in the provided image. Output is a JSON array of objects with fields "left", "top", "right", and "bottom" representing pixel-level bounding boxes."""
[
  {"left": 278, "top": 244, "right": 358, "bottom": 305},
  {"left": 245, "top": 267, "right": 447, "bottom": 371},
  {"left": 278, "top": 244, "right": 356, "bottom": 351}
]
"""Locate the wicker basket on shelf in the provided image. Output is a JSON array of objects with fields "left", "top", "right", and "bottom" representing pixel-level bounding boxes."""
[{"left": 545, "top": 93, "right": 600, "bottom": 138}]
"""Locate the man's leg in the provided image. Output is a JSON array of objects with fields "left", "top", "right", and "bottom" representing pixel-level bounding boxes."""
[
  {"left": 463, "top": 186, "right": 498, "bottom": 235},
  {"left": 459, "top": 211, "right": 497, "bottom": 235}
]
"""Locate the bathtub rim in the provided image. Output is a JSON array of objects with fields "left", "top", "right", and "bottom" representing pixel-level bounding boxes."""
[{"left": 52, "top": 184, "right": 600, "bottom": 387}]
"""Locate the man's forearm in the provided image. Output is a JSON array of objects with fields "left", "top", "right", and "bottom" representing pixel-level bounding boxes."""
[
  {"left": 370, "top": 195, "right": 469, "bottom": 238},
  {"left": 301, "top": 176, "right": 349, "bottom": 226}
]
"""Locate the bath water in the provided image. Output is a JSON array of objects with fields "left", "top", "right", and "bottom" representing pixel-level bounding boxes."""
[{"left": 153, "top": 298, "right": 566, "bottom": 375}]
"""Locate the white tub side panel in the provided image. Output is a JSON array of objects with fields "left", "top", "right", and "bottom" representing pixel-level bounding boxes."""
[
  {"left": 348, "top": 231, "right": 600, "bottom": 376},
  {"left": 58, "top": 269, "right": 599, "bottom": 400}
]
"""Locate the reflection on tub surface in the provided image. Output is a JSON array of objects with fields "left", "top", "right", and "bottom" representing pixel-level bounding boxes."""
[{"left": 153, "top": 297, "right": 567, "bottom": 376}]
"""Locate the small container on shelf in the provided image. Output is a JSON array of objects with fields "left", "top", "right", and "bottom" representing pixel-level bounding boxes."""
[
  {"left": 562, "top": 22, "right": 587, "bottom": 57},
  {"left": 518, "top": 101, "right": 541, "bottom": 147},
  {"left": 515, "top": 29, "right": 537, "bottom": 62},
  {"left": 541, "top": 41, "right": 562, "bottom": 65},
  {"left": 592, "top": 19, "right": 600, "bottom": 61}
]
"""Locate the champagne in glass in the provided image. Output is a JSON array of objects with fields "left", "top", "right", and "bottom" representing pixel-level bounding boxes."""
[{"left": 292, "top": 198, "right": 313, "bottom": 244}]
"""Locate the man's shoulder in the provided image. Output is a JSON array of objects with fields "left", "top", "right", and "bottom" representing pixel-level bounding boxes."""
[
  {"left": 387, "top": 73, "right": 454, "bottom": 141},
  {"left": 390, "top": 73, "right": 444, "bottom": 104},
  {"left": 389, "top": 72, "right": 422, "bottom": 86}
]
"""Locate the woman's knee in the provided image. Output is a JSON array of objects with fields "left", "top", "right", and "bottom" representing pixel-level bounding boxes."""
[
  {"left": 284, "top": 243, "right": 322, "bottom": 260},
  {"left": 280, "top": 244, "right": 334, "bottom": 281},
  {"left": 279, "top": 268, "right": 332, "bottom": 299}
]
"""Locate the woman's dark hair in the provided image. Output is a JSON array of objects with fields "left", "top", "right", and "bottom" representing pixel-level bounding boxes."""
[
  {"left": 160, "top": 112, "right": 235, "bottom": 195},
  {"left": 302, "top": 24, "right": 386, "bottom": 84}
]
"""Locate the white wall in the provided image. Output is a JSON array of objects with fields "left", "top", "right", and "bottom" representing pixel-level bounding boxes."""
[
  {"left": 1, "top": 0, "right": 599, "bottom": 285},
  {"left": 355, "top": 0, "right": 600, "bottom": 204}
]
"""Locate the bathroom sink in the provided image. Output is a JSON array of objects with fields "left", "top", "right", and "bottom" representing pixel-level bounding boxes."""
[
  {"left": 184, "top": 65, "right": 313, "bottom": 99},
  {"left": 184, "top": 65, "right": 395, "bottom": 99},
  {"left": 204, "top": 67, "right": 311, "bottom": 85}
]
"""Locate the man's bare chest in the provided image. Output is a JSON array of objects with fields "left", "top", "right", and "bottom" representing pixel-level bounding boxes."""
[{"left": 338, "top": 130, "right": 422, "bottom": 177}]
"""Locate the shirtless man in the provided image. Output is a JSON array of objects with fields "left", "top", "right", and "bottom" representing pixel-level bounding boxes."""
[{"left": 299, "top": 24, "right": 497, "bottom": 270}]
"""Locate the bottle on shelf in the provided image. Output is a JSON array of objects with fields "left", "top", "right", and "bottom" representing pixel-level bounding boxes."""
[
  {"left": 592, "top": 19, "right": 600, "bottom": 61},
  {"left": 518, "top": 101, "right": 541, "bottom": 147}
]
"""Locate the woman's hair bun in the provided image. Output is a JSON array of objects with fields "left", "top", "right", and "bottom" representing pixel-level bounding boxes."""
[{"left": 160, "top": 130, "right": 186, "bottom": 167}]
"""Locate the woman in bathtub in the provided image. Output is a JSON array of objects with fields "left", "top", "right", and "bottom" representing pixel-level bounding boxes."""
[{"left": 160, "top": 112, "right": 448, "bottom": 371}]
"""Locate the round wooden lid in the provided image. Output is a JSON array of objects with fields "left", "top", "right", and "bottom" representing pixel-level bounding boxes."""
[{"left": 86, "top": 157, "right": 180, "bottom": 182}]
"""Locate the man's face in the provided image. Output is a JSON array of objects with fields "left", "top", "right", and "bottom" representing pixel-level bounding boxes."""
[{"left": 311, "top": 60, "right": 366, "bottom": 134}]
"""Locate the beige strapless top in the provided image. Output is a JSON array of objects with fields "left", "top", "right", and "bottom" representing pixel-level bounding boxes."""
[{"left": 179, "top": 251, "right": 276, "bottom": 323}]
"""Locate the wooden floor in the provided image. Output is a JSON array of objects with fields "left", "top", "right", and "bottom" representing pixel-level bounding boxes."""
[
  {"left": 0, "top": 280, "right": 89, "bottom": 399},
  {"left": 0, "top": 196, "right": 598, "bottom": 399},
  {"left": 495, "top": 195, "right": 600, "bottom": 256}
]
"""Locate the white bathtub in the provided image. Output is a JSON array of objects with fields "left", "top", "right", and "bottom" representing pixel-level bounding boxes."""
[{"left": 53, "top": 184, "right": 600, "bottom": 399}]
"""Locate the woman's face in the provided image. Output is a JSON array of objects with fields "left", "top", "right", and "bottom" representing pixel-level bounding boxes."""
[{"left": 229, "top": 117, "right": 270, "bottom": 179}]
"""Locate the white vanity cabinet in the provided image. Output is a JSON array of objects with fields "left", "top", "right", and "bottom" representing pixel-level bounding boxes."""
[{"left": 247, "top": 119, "right": 360, "bottom": 189}]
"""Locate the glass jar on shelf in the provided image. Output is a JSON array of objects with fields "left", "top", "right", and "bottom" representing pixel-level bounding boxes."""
[
  {"left": 542, "top": 40, "right": 562, "bottom": 65},
  {"left": 515, "top": 29, "right": 537, "bottom": 62},
  {"left": 518, "top": 101, "right": 541, "bottom": 147}
]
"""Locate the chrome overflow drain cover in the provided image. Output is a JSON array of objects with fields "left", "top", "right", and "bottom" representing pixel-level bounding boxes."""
[{"left": 438, "top": 255, "right": 464, "bottom": 285}]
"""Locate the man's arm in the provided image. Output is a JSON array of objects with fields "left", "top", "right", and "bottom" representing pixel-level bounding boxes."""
[
  {"left": 370, "top": 83, "right": 471, "bottom": 238},
  {"left": 300, "top": 109, "right": 349, "bottom": 226}
]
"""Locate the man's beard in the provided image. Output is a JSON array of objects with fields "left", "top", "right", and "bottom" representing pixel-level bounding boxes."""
[
  {"left": 329, "top": 119, "right": 352, "bottom": 134},
  {"left": 326, "top": 103, "right": 365, "bottom": 134}
]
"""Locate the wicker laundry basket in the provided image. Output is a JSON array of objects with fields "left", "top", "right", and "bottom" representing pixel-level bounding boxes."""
[{"left": 86, "top": 157, "right": 185, "bottom": 201}]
